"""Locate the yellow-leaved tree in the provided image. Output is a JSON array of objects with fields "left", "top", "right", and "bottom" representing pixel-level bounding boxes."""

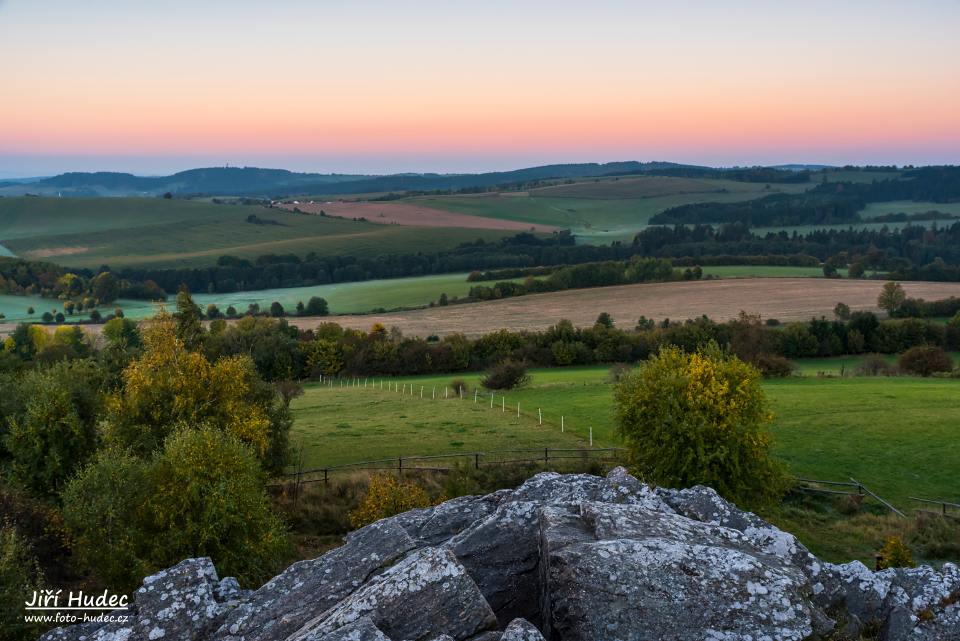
[
  {"left": 614, "top": 343, "right": 788, "bottom": 508},
  {"left": 104, "top": 313, "right": 290, "bottom": 474}
]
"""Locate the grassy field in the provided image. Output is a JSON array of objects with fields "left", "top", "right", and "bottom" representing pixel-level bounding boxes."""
[
  {"left": 291, "top": 361, "right": 960, "bottom": 562},
  {"left": 700, "top": 265, "right": 828, "bottom": 278},
  {"left": 291, "top": 362, "right": 960, "bottom": 508},
  {"left": 0, "top": 272, "right": 493, "bottom": 322},
  {"left": 0, "top": 197, "right": 514, "bottom": 269},
  {"left": 413, "top": 182, "right": 803, "bottom": 244},
  {"left": 860, "top": 200, "right": 960, "bottom": 218}
]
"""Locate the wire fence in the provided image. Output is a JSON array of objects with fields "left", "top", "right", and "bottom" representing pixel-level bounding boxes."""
[
  {"left": 303, "top": 376, "right": 958, "bottom": 521},
  {"left": 795, "top": 477, "right": 958, "bottom": 520},
  {"left": 314, "top": 374, "right": 599, "bottom": 444}
]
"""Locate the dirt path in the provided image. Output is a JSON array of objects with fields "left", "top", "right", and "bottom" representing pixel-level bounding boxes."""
[{"left": 4, "top": 278, "right": 960, "bottom": 339}]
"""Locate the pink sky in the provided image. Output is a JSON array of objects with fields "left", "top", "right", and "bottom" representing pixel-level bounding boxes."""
[{"left": 1, "top": 0, "right": 958, "bottom": 176}]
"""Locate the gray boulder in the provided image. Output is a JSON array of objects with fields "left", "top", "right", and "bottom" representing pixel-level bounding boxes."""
[
  {"left": 40, "top": 558, "right": 225, "bottom": 641},
  {"left": 38, "top": 469, "right": 960, "bottom": 641},
  {"left": 312, "top": 617, "right": 390, "bottom": 641},
  {"left": 216, "top": 518, "right": 415, "bottom": 641},
  {"left": 287, "top": 547, "right": 497, "bottom": 641},
  {"left": 500, "top": 619, "right": 545, "bottom": 641}
]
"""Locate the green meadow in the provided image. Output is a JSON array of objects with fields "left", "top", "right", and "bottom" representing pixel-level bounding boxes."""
[
  {"left": 413, "top": 180, "right": 804, "bottom": 244},
  {"left": 0, "top": 197, "right": 513, "bottom": 269},
  {"left": 0, "top": 272, "right": 494, "bottom": 322},
  {"left": 291, "top": 361, "right": 960, "bottom": 510}
]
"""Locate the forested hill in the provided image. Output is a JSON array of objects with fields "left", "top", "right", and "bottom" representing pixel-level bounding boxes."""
[{"left": 0, "top": 161, "right": 690, "bottom": 198}]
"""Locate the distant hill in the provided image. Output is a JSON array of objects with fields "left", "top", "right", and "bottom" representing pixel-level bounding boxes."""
[{"left": 0, "top": 161, "right": 694, "bottom": 198}]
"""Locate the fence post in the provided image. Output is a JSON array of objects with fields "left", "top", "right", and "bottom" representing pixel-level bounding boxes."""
[
  {"left": 474, "top": 389, "right": 478, "bottom": 403},
  {"left": 475, "top": 452, "right": 480, "bottom": 469},
  {"left": 544, "top": 448, "right": 549, "bottom": 465},
  {"left": 398, "top": 456, "right": 403, "bottom": 478},
  {"left": 589, "top": 426, "right": 593, "bottom": 447},
  {"left": 421, "top": 386, "right": 424, "bottom": 399},
  {"left": 490, "top": 393, "right": 494, "bottom": 408},
  {"left": 561, "top": 416, "right": 564, "bottom": 432},
  {"left": 323, "top": 468, "right": 328, "bottom": 485},
  {"left": 538, "top": 408, "right": 542, "bottom": 425}
]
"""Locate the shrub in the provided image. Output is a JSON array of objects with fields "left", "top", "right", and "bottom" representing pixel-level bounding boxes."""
[
  {"left": 856, "top": 353, "right": 896, "bottom": 376},
  {"left": 876, "top": 535, "right": 915, "bottom": 569},
  {"left": 481, "top": 360, "right": 530, "bottom": 390},
  {"left": 5, "top": 360, "right": 104, "bottom": 497},
  {"left": 61, "top": 450, "right": 153, "bottom": 589},
  {"left": 450, "top": 379, "right": 468, "bottom": 396},
  {"left": 0, "top": 525, "right": 46, "bottom": 641},
  {"left": 606, "top": 363, "right": 632, "bottom": 383},
  {"left": 754, "top": 353, "right": 794, "bottom": 378},
  {"left": 614, "top": 344, "right": 788, "bottom": 508},
  {"left": 64, "top": 429, "right": 290, "bottom": 590},
  {"left": 348, "top": 474, "right": 433, "bottom": 529},
  {"left": 146, "top": 427, "right": 290, "bottom": 586},
  {"left": 897, "top": 345, "right": 953, "bottom": 377}
]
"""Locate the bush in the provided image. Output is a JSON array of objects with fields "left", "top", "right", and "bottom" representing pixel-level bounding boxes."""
[
  {"left": 450, "top": 379, "right": 468, "bottom": 397},
  {"left": 754, "top": 353, "right": 794, "bottom": 378},
  {"left": 0, "top": 525, "right": 46, "bottom": 641},
  {"left": 614, "top": 344, "right": 788, "bottom": 508},
  {"left": 348, "top": 474, "right": 434, "bottom": 529},
  {"left": 897, "top": 345, "right": 953, "bottom": 377},
  {"left": 481, "top": 360, "right": 530, "bottom": 390},
  {"left": 64, "top": 429, "right": 290, "bottom": 590},
  {"left": 61, "top": 450, "right": 153, "bottom": 589},
  {"left": 876, "top": 535, "right": 915, "bottom": 569},
  {"left": 856, "top": 353, "right": 896, "bottom": 376},
  {"left": 146, "top": 427, "right": 290, "bottom": 586}
]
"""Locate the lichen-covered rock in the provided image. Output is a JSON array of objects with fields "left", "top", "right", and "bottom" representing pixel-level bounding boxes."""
[
  {"left": 538, "top": 501, "right": 824, "bottom": 641},
  {"left": 40, "top": 558, "right": 225, "bottom": 641},
  {"left": 287, "top": 547, "right": 497, "bottom": 641},
  {"left": 216, "top": 519, "right": 415, "bottom": 641},
  {"left": 312, "top": 617, "right": 390, "bottom": 641},
  {"left": 446, "top": 501, "right": 543, "bottom": 627},
  {"left": 499, "top": 618, "right": 545, "bottom": 641},
  {"left": 389, "top": 492, "right": 507, "bottom": 546},
  {"left": 39, "top": 470, "right": 960, "bottom": 641}
]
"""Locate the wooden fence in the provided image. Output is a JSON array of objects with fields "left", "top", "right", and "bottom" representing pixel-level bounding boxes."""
[
  {"left": 271, "top": 447, "right": 626, "bottom": 494},
  {"left": 795, "top": 477, "right": 958, "bottom": 520}
]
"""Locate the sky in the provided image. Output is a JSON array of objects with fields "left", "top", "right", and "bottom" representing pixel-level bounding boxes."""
[{"left": 0, "top": 0, "right": 958, "bottom": 177}]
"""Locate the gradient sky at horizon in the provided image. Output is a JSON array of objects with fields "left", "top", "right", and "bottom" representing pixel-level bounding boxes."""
[{"left": 1, "top": 0, "right": 958, "bottom": 177}]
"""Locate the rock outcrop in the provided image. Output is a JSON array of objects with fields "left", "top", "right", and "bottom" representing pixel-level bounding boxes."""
[{"left": 40, "top": 469, "right": 960, "bottom": 641}]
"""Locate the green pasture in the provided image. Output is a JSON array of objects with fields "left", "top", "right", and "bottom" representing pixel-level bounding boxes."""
[
  {"left": 860, "top": 200, "right": 960, "bottom": 219},
  {"left": 700, "top": 265, "right": 827, "bottom": 278},
  {"left": 0, "top": 271, "right": 495, "bottom": 322},
  {"left": 413, "top": 184, "right": 801, "bottom": 244},
  {"left": 291, "top": 361, "right": 960, "bottom": 509},
  {"left": 0, "top": 197, "right": 513, "bottom": 269}
]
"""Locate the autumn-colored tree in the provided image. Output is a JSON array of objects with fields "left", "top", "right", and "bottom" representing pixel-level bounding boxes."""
[
  {"left": 175, "top": 290, "right": 205, "bottom": 350},
  {"left": 878, "top": 281, "right": 906, "bottom": 314},
  {"left": 349, "top": 474, "right": 434, "bottom": 528},
  {"left": 615, "top": 344, "right": 787, "bottom": 507},
  {"left": 103, "top": 314, "right": 288, "bottom": 471}
]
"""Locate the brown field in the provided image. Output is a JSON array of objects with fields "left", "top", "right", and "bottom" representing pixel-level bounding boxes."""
[
  {"left": 277, "top": 201, "right": 559, "bottom": 232},
  {"left": 286, "top": 278, "right": 960, "bottom": 337},
  {"left": 4, "top": 278, "right": 960, "bottom": 340}
]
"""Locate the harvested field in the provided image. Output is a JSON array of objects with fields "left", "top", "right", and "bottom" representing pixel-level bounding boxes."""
[
  {"left": 289, "top": 278, "right": 960, "bottom": 337},
  {"left": 278, "top": 200, "right": 559, "bottom": 232},
  {"left": 5, "top": 278, "right": 960, "bottom": 340}
]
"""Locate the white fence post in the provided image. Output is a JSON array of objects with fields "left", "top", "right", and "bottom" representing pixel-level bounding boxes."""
[
  {"left": 561, "top": 416, "right": 564, "bottom": 432},
  {"left": 538, "top": 408, "right": 542, "bottom": 425}
]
